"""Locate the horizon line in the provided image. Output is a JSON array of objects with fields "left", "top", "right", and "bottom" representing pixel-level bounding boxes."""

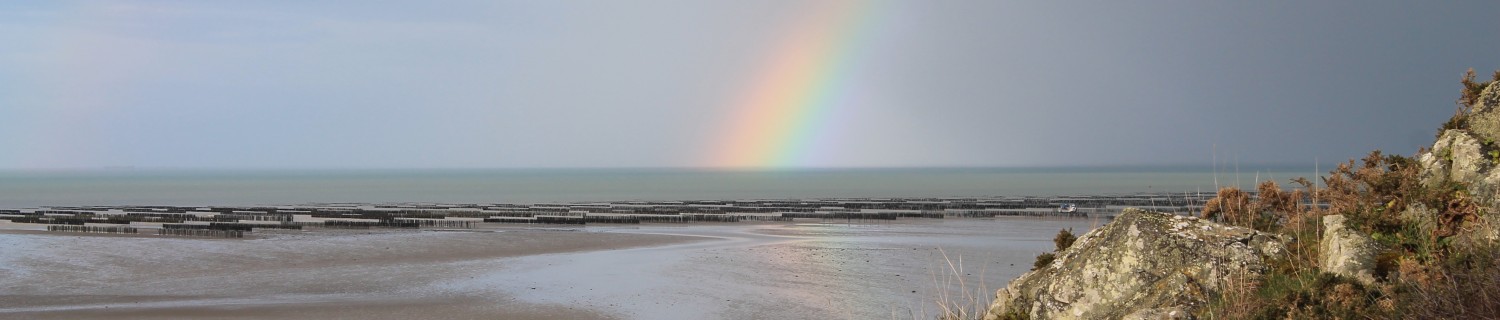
[{"left": 0, "top": 163, "right": 1338, "bottom": 172}]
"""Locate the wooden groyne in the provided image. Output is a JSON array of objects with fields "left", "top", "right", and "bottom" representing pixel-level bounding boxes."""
[
  {"left": 484, "top": 211, "right": 538, "bottom": 218},
  {"left": 781, "top": 212, "right": 899, "bottom": 220},
  {"left": 158, "top": 228, "right": 244, "bottom": 238},
  {"left": 431, "top": 210, "right": 494, "bottom": 218},
  {"left": 634, "top": 215, "right": 693, "bottom": 223},
  {"left": 685, "top": 214, "right": 740, "bottom": 222},
  {"left": 990, "top": 210, "right": 1090, "bottom": 218},
  {"left": 3, "top": 192, "right": 1258, "bottom": 234},
  {"left": 211, "top": 222, "right": 303, "bottom": 230},
  {"left": 392, "top": 218, "right": 476, "bottom": 229},
  {"left": 6, "top": 217, "right": 86, "bottom": 225},
  {"left": 119, "top": 213, "right": 190, "bottom": 223},
  {"left": 938, "top": 210, "right": 999, "bottom": 218},
  {"left": 737, "top": 215, "right": 795, "bottom": 222},
  {"left": 583, "top": 215, "right": 641, "bottom": 224},
  {"left": 535, "top": 216, "right": 585, "bottom": 224},
  {"left": 162, "top": 223, "right": 254, "bottom": 231},
  {"left": 482, "top": 216, "right": 585, "bottom": 225},
  {"left": 217, "top": 214, "right": 293, "bottom": 222},
  {"left": 624, "top": 214, "right": 742, "bottom": 223},
  {"left": 897, "top": 212, "right": 946, "bottom": 219},
  {"left": 47, "top": 225, "right": 139, "bottom": 234},
  {"left": 322, "top": 220, "right": 421, "bottom": 229},
  {"left": 482, "top": 217, "right": 537, "bottom": 224}
]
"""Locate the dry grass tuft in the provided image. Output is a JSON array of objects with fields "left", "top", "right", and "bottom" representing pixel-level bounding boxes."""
[{"left": 931, "top": 248, "right": 993, "bottom": 320}]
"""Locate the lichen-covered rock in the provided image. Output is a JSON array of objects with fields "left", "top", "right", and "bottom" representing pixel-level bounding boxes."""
[
  {"left": 1433, "top": 130, "right": 1488, "bottom": 185},
  {"left": 1469, "top": 83, "right": 1500, "bottom": 143},
  {"left": 1416, "top": 82, "right": 1500, "bottom": 244},
  {"left": 1422, "top": 110, "right": 1500, "bottom": 205},
  {"left": 1482, "top": 81, "right": 1500, "bottom": 112},
  {"left": 1319, "top": 215, "right": 1380, "bottom": 285},
  {"left": 982, "top": 209, "right": 1283, "bottom": 320}
]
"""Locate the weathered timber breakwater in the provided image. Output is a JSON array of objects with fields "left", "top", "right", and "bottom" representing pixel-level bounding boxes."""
[{"left": 0, "top": 193, "right": 1218, "bottom": 238}]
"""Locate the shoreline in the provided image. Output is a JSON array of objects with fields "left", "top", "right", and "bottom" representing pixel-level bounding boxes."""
[
  {"left": 0, "top": 196, "right": 1135, "bottom": 319},
  {"left": 0, "top": 216, "right": 1103, "bottom": 319}
]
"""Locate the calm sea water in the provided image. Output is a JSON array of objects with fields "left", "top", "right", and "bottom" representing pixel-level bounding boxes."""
[{"left": 0, "top": 167, "right": 1322, "bottom": 208}]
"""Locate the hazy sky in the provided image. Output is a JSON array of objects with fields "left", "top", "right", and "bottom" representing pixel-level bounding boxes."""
[{"left": 1, "top": 1, "right": 1497, "bottom": 169}]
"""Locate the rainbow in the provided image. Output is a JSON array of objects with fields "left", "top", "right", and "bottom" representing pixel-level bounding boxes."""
[{"left": 706, "top": 0, "right": 881, "bottom": 168}]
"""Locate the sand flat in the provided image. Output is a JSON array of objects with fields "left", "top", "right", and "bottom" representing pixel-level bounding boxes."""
[
  {"left": 1, "top": 217, "right": 1100, "bottom": 319},
  {"left": 436, "top": 219, "right": 1101, "bottom": 319},
  {"left": 0, "top": 228, "right": 703, "bottom": 319}
]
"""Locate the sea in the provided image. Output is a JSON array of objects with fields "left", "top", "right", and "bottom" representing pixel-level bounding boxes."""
[{"left": 0, "top": 166, "right": 1323, "bottom": 208}]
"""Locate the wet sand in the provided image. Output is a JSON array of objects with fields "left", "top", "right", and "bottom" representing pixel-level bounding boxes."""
[
  {"left": 0, "top": 227, "right": 700, "bottom": 319},
  {"left": 0, "top": 217, "right": 1100, "bottom": 319}
]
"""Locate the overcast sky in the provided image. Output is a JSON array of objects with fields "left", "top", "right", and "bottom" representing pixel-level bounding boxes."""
[{"left": 1, "top": 1, "right": 1497, "bottom": 169}]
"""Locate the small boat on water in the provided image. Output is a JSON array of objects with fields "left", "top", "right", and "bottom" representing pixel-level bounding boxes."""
[{"left": 1057, "top": 203, "right": 1078, "bottom": 213}]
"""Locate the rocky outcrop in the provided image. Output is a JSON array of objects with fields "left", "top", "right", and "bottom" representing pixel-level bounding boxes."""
[
  {"left": 979, "top": 81, "right": 1500, "bottom": 320},
  {"left": 1466, "top": 82, "right": 1500, "bottom": 144},
  {"left": 1319, "top": 215, "right": 1380, "bottom": 285},
  {"left": 1420, "top": 129, "right": 1490, "bottom": 188},
  {"left": 982, "top": 209, "right": 1284, "bottom": 320},
  {"left": 1417, "top": 81, "right": 1500, "bottom": 245},
  {"left": 1424, "top": 82, "right": 1500, "bottom": 201}
]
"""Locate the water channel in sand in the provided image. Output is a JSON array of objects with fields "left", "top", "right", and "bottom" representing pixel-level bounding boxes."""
[{"left": 0, "top": 217, "right": 1101, "bottom": 319}]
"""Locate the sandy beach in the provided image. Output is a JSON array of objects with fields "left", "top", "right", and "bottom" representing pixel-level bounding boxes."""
[
  {"left": 0, "top": 218, "right": 1099, "bottom": 319},
  {"left": 0, "top": 226, "right": 698, "bottom": 319}
]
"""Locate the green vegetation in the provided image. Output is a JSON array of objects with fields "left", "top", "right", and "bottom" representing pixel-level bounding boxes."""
[
  {"left": 995, "top": 308, "right": 1030, "bottom": 320},
  {"left": 1053, "top": 227, "right": 1077, "bottom": 252},
  {"left": 1030, "top": 228, "right": 1076, "bottom": 271},
  {"left": 1030, "top": 253, "right": 1054, "bottom": 272},
  {"left": 1459, "top": 68, "right": 1500, "bottom": 108},
  {"left": 1199, "top": 69, "right": 1500, "bottom": 319},
  {"left": 1441, "top": 68, "right": 1500, "bottom": 137}
]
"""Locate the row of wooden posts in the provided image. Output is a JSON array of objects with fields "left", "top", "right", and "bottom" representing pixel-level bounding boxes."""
[
  {"left": 391, "top": 218, "right": 476, "bottom": 228},
  {"left": 15, "top": 212, "right": 946, "bottom": 228},
  {"left": 45, "top": 225, "right": 242, "bottom": 238},
  {"left": 47, "top": 225, "right": 138, "bottom": 234},
  {"left": 781, "top": 212, "right": 901, "bottom": 220},
  {"left": 19, "top": 208, "right": 1088, "bottom": 234},
  {"left": 157, "top": 228, "right": 244, "bottom": 238}
]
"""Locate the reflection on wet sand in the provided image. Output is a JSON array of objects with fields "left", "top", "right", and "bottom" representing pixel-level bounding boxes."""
[{"left": 0, "top": 217, "right": 1100, "bottom": 319}]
